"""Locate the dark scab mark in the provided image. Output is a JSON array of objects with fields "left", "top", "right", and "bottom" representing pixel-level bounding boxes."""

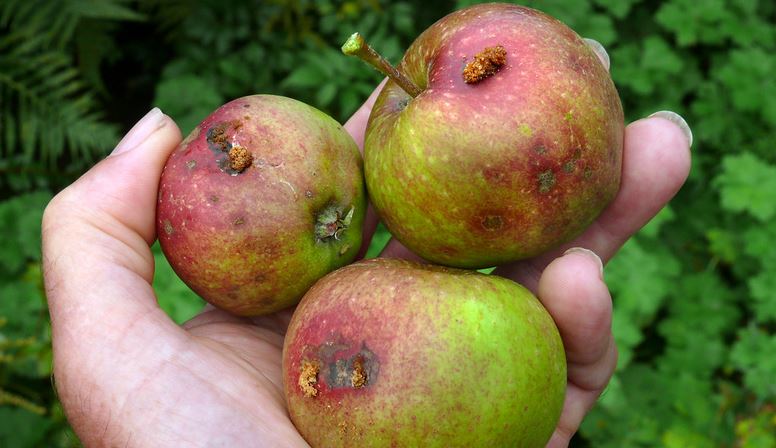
[
  {"left": 305, "top": 190, "right": 313, "bottom": 199},
  {"left": 186, "top": 160, "right": 197, "bottom": 170},
  {"left": 325, "top": 346, "right": 379, "bottom": 390},
  {"left": 233, "top": 217, "right": 245, "bottom": 226},
  {"left": 563, "top": 161, "right": 576, "bottom": 173},
  {"left": 206, "top": 123, "right": 231, "bottom": 152},
  {"left": 583, "top": 167, "right": 594, "bottom": 180},
  {"left": 481, "top": 215, "right": 503, "bottom": 231},
  {"left": 395, "top": 98, "right": 410, "bottom": 112},
  {"left": 163, "top": 219, "right": 174, "bottom": 235},
  {"left": 243, "top": 104, "right": 250, "bottom": 108},
  {"left": 533, "top": 145, "right": 547, "bottom": 155},
  {"left": 209, "top": 195, "right": 220, "bottom": 204},
  {"left": 538, "top": 170, "right": 556, "bottom": 193}
]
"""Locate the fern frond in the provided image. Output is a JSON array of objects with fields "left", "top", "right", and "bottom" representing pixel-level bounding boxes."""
[
  {"left": 0, "top": 34, "right": 118, "bottom": 165},
  {"left": 0, "top": 0, "right": 147, "bottom": 168}
]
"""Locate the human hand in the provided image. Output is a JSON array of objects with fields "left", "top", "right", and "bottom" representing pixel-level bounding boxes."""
[{"left": 42, "top": 42, "right": 690, "bottom": 448}]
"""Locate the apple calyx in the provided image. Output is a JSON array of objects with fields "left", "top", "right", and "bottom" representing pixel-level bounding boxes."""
[
  {"left": 463, "top": 45, "right": 507, "bottom": 84},
  {"left": 341, "top": 32, "right": 422, "bottom": 98},
  {"left": 315, "top": 204, "right": 355, "bottom": 242}
]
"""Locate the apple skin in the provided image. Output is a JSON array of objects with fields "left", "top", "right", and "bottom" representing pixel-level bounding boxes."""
[
  {"left": 157, "top": 95, "right": 365, "bottom": 316},
  {"left": 283, "top": 258, "right": 566, "bottom": 447},
  {"left": 365, "top": 3, "right": 624, "bottom": 268}
]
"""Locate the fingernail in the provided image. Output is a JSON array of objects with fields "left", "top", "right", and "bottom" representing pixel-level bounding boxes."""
[
  {"left": 648, "top": 110, "right": 693, "bottom": 148},
  {"left": 564, "top": 247, "right": 604, "bottom": 279},
  {"left": 583, "top": 38, "right": 610, "bottom": 71},
  {"left": 111, "top": 107, "right": 166, "bottom": 156}
]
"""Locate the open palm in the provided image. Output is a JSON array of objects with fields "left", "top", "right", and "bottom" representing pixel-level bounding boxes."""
[{"left": 42, "top": 52, "right": 690, "bottom": 447}]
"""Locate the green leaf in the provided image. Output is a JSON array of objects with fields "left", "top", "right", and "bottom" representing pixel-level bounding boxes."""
[
  {"left": 0, "top": 191, "right": 51, "bottom": 273},
  {"left": 153, "top": 75, "right": 223, "bottom": 136},
  {"left": 282, "top": 64, "right": 326, "bottom": 89},
  {"left": 730, "top": 326, "right": 776, "bottom": 399},
  {"left": 0, "top": 407, "right": 52, "bottom": 448},
  {"left": 606, "top": 239, "right": 681, "bottom": 369},
  {"left": 152, "top": 243, "right": 204, "bottom": 325},
  {"left": 365, "top": 222, "right": 392, "bottom": 259},
  {"left": 715, "top": 152, "right": 776, "bottom": 221}
]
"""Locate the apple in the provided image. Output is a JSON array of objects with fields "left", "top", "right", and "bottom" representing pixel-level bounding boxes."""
[
  {"left": 157, "top": 95, "right": 365, "bottom": 316},
  {"left": 344, "top": 3, "right": 624, "bottom": 268},
  {"left": 283, "top": 258, "right": 566, "bottom": 447}
]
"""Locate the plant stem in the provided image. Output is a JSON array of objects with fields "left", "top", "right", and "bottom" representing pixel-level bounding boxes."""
[{"left": 342, "top": 33, "right": 422, "bottom": 98}]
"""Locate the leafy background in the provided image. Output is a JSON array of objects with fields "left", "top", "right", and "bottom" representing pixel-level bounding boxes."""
[{"left": 1, "top": 0, "right": 774, "bottom": 446}]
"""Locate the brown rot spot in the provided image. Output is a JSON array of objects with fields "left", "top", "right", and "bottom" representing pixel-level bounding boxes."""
[
  {"left": 163, "top": 219, "right": 174, "bottom": 235},
  {"left": 299, "top": 360, "right": 320, "bottom": 398},
  {"left": 228, "top": 146, "right": 253, "bottom": 172},
  {"left": 538, "top": 170, "right": 556, "bottom": 193},
  {"left": 481, "top": 215, "right": 503, "bottom": 231},
  {"left": 463, "top": 45, "right": 507, "bottom": 84},
  {"left": 185, "top": 160, "right": 197, "bottom": 170}
]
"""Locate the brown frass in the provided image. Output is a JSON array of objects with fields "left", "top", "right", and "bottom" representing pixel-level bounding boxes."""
[
  {"left": 350, "top": 356, "right": 367, "bottom": 388},
  {"left": 228, "top": 146, "right": 253, "bottom": 172},
  {"left": 463, "top": 45, "right": 507, "bottom": 84},
  {"left": 299, "top": 360, "right": 320, "bottom": 398}
]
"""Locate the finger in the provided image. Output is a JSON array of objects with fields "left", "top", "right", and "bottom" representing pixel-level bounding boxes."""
[
  {"left": 537, "top": 249, "right": 618, "bottom": 446},
  {"left": 379, "top": 236, "right": 425, "bottom": 262},
  {"left": 43, "top": 108, "right": 184, "bottom": 350},
  {"left": 497, "top": 114, "right": 693, "bottom": 290},
  {"left": 583, "top": 38, "right": 610, "bottom": 71},
  {"left": 343, "top": 78, "right": 387, "bottom": 153},
  {"left": 546, "top": 383, "right": 609, "bottom": 448},
  {"left": 344, "top": 78, "right": 387, "bottom": 257}
]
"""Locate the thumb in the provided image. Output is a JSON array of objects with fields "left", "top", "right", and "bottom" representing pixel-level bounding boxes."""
[{"left": 43, "top": 107, "right": 183, "bottom": 368}]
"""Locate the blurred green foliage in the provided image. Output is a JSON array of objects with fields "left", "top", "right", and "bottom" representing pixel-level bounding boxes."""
[{"left": 1, "top": 0, "right": 775, "bottom": 446}]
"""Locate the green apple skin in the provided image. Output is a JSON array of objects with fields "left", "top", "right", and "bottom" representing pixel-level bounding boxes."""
[
  {"left": 283, "top": 258, "right": 566, "bottom": 447},
  {"left": 365, "top": 3, "right": 624, "bottom": 268},
  {"left": 157, "top": 95, "right": 366, "bottom": 316}
]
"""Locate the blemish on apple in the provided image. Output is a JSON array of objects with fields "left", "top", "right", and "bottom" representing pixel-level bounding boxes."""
[
  {"left": 323, "top": 346, "right": 379, "bottom": 390},
  {"left": 481, "top": 215, "right": 503, "bottom": 231},
  {"left": 538, "top": 170, "right": 556, "bottom": 193},
  {"left": 163, "top": 220, "right": 174, "bottom": 235}
]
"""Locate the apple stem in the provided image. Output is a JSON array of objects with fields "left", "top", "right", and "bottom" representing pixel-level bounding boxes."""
[{"left": 342, "top": 33, "right": 422, "bottom": 98}]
